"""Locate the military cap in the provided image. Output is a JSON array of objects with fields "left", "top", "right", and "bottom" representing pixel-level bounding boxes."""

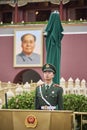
[{"left": 42, "top": 63, "right": 56, "bottom": 74}]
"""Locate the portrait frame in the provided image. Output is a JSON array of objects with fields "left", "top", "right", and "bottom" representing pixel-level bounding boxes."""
[{"left": 13, "top": 27, "right": 44, "bottom": 67}]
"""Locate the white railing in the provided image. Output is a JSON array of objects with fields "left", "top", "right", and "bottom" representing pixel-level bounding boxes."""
[
  {"left": 60, "top": 77, "right": 87, "bottom": 96},
  {"left": 0, "top": 81, "right": 37, "bottom": 108},
  {"left": 0, "top": 78, "right": 87, "bottom": 108}
]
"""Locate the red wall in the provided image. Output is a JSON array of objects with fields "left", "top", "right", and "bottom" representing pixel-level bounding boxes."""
[
  {"left": 0, "top": 29, "right": 87, "bottom": 83},
  {"left": 61, "top": 34, "right": 87, "bottom": 81},
  {"left": 0, "top": 36, "right": 46, "bottom": 82}
]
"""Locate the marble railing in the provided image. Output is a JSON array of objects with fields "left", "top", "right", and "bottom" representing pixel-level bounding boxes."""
[{"left": 0, "top": 77, "right": 87, "bottom": 108}]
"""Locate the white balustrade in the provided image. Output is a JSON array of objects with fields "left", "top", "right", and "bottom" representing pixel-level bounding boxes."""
[
  {"left": 37, "top": 79, "right": 44, "bottom": 86},
  {"left": 15, "top": 84, "right": 23, "bottom": 95},
  {"left": 73, "top": 78, "right": 80, "bottom": 94},
  {"left": 67, "top": 77, "right": 74, "bottom": 94},
  {"left": 60, "top": 77, "right": 87, "bottom": 95},
  {"left": 60, "top": 77, "right": 66, "bottom": 95},
  {"left": 23, "top": 82, "right": 30, "bottom": 92},
  {"left": 60, "top": 77, "right": 66, "bottom": 88},
  {"left": 0, "top": 98, "right": 2, "bottom": 109},
  {"left": 7, "top": 81, "right": 11, "bottom": 88},
  {"left": 0, "top": 78, "right": 87, "bottom": 108},
  {"left": 7, "top": 89, "right": 14, "bottom": 100}
]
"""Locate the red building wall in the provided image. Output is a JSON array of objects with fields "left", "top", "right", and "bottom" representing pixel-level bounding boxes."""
[
  {"left": 61, "top": 34, "right": 87, "bottom": 81},
  {"left": 0, "top": 25, "right": 87, "bottom": 83}
]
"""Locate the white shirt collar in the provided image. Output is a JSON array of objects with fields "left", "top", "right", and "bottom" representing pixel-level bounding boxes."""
[{"left": 45, "top": 81, "right": 53, "bottom": 87}]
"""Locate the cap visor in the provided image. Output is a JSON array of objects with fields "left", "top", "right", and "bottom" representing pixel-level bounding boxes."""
[{"left": 43, "top": 68, "right": 54, "bottom": 73}]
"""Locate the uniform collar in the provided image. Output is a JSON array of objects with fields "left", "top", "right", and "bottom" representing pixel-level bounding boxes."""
[{"left": 45, "top": 81, "right": 53, "bottom": 88}]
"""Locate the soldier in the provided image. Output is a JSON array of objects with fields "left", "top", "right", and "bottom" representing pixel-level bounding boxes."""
[{"left": 35, "top": 63, "right": 63, "bottom": 110}]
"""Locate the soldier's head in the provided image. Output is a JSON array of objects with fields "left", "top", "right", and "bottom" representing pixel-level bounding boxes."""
[
  {"left": 42, "top": 63, "right": 56, "bottom": 74},
  {"left": 42, "top": 63, "right": 56, "bottom": 81}
]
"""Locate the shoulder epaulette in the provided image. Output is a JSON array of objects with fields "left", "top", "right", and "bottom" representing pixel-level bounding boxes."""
[{"left": 53, "top": 84, "right": 60, "bottom": 87}]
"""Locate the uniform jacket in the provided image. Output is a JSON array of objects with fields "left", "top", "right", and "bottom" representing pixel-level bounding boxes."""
[{"left": 35, "top": 83, "right": 63, "bottom": 110}]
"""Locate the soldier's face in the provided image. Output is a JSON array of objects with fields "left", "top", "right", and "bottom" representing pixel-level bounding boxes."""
[
  {"left": 43, "top": 71, "right": 54, "bottom": 81},
  {"left": 21, "top": 34, "right": 35, "bottom": 55}
]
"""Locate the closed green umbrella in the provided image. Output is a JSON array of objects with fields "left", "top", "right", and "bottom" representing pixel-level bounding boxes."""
[{"left": 45, "top": 11, "right": 64, "bottom": 84}]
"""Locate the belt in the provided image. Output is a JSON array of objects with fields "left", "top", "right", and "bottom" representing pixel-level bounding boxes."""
[{"left": 41, "top": 106, "right": 56, "bottom": 110}]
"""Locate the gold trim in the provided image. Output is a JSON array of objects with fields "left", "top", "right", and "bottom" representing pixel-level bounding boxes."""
[{"left": 25, "top": 114, "right": 38, "bottom": 128}]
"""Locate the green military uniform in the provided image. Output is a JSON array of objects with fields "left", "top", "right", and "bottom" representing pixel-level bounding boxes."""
[
  {"left": 35, "top": 83, "right": 63, "bottom": 110},
  {"left": 35, "top": 63, "right": 63, "bottom": 110}
]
